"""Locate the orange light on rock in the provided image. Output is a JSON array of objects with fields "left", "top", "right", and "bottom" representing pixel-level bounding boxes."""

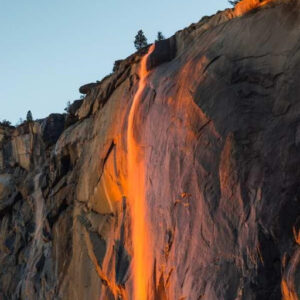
[
  {"left": 293, "top": 226, "right": 300, "bottom": 245},
  {"left": 234, "top": 0, "right": 274, "bottom": 16},
  {"left": 281, "top": 279, "right": 298, "bottom": 300}
]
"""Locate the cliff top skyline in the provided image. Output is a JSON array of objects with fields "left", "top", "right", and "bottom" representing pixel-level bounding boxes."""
[{"left": 0, "top": 0, "right": 229, "bottom": 124}]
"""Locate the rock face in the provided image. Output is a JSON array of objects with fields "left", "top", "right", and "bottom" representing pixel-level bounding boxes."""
[{"left": 1, "top": 1, "right": 300, "bottom": 299}]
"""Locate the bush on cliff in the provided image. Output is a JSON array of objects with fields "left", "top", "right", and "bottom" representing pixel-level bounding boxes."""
[
  {"left": 156, "top": 31, "right": 165, "bottom": 42},
  {"left": 0, "top": 119, "right": 12, "bottom": 127}
]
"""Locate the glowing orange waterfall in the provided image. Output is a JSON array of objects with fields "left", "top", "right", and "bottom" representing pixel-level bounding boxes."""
[{"left": 127, "top": 44, "right": 155, "bottom": 300}]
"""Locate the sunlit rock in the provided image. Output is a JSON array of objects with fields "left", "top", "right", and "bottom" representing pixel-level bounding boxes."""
[{"left": 0, "top": 1, "right": 300, "bottom": 299}]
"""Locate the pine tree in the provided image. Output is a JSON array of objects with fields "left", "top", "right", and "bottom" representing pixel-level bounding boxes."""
[
  {"left": 156, "top": 31, "right": 165, "bottom": 42},
  {"left": 134, "top": 30, "right": 148, "bottom": 50},
  {"left": 26, "top": 110, "right": 33, "bottom": 122}
]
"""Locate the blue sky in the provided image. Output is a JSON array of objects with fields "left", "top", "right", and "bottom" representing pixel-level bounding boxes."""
[{"left": 0, "top": 0, "right": 229, "bottom": 124}]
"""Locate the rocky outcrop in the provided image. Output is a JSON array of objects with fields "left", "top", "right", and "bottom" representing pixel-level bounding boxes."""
[
  {"left": 1, "top": 0, "right": 300, "bottom": 299},
  {"left": 79, "top": 82, "right": 98, "bottom": 95},
  {"left": 40, "top": 114, "right": 66, "bottom": 148},
  {"left": 147, "top": 36, "right": 177, "bottom": 70}
]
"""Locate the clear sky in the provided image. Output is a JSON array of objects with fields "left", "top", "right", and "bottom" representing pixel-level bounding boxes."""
[{"left": 0, "top": 0, "right": 229, "bottom": 124}]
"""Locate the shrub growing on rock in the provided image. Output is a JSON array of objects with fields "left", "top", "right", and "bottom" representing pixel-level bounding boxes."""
[
  {"left": 0, "top": 119, "right": 12, "bottom": 127},
  {"left": 156, "top": 31, "right": 165, "bottom": 42},
  {"left": 113, "top": 60, "right": 123, "bottom": 73}
]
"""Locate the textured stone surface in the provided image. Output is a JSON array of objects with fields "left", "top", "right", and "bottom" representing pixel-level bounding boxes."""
[
  {"left": 79, "top": 82, "right": 98, "bottom": 95},
  {"left": 0, "top": 1, "right": 300, "bottom": 299},
  {"left": 40, "top": 114, "right": 66, "bottom": 148},
  {"left": 147, "top": 36, "right": 177, "bottom": 70}
]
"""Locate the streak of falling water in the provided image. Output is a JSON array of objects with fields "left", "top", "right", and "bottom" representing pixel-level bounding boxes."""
[
  {"left": 22, "top": 173, "right": 45, "bottom": 300},
  {"left": 127, "top": 44, "right": 155, "bottom": 300}
]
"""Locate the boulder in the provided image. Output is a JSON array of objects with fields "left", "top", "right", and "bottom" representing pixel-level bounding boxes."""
[{"left": 79, "top": 82, "right": 98, "bottom": 95}]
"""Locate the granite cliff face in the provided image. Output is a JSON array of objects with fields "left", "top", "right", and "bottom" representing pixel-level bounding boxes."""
[{"left": 1, "top": 1, "right": 300, "bottom": 299}]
